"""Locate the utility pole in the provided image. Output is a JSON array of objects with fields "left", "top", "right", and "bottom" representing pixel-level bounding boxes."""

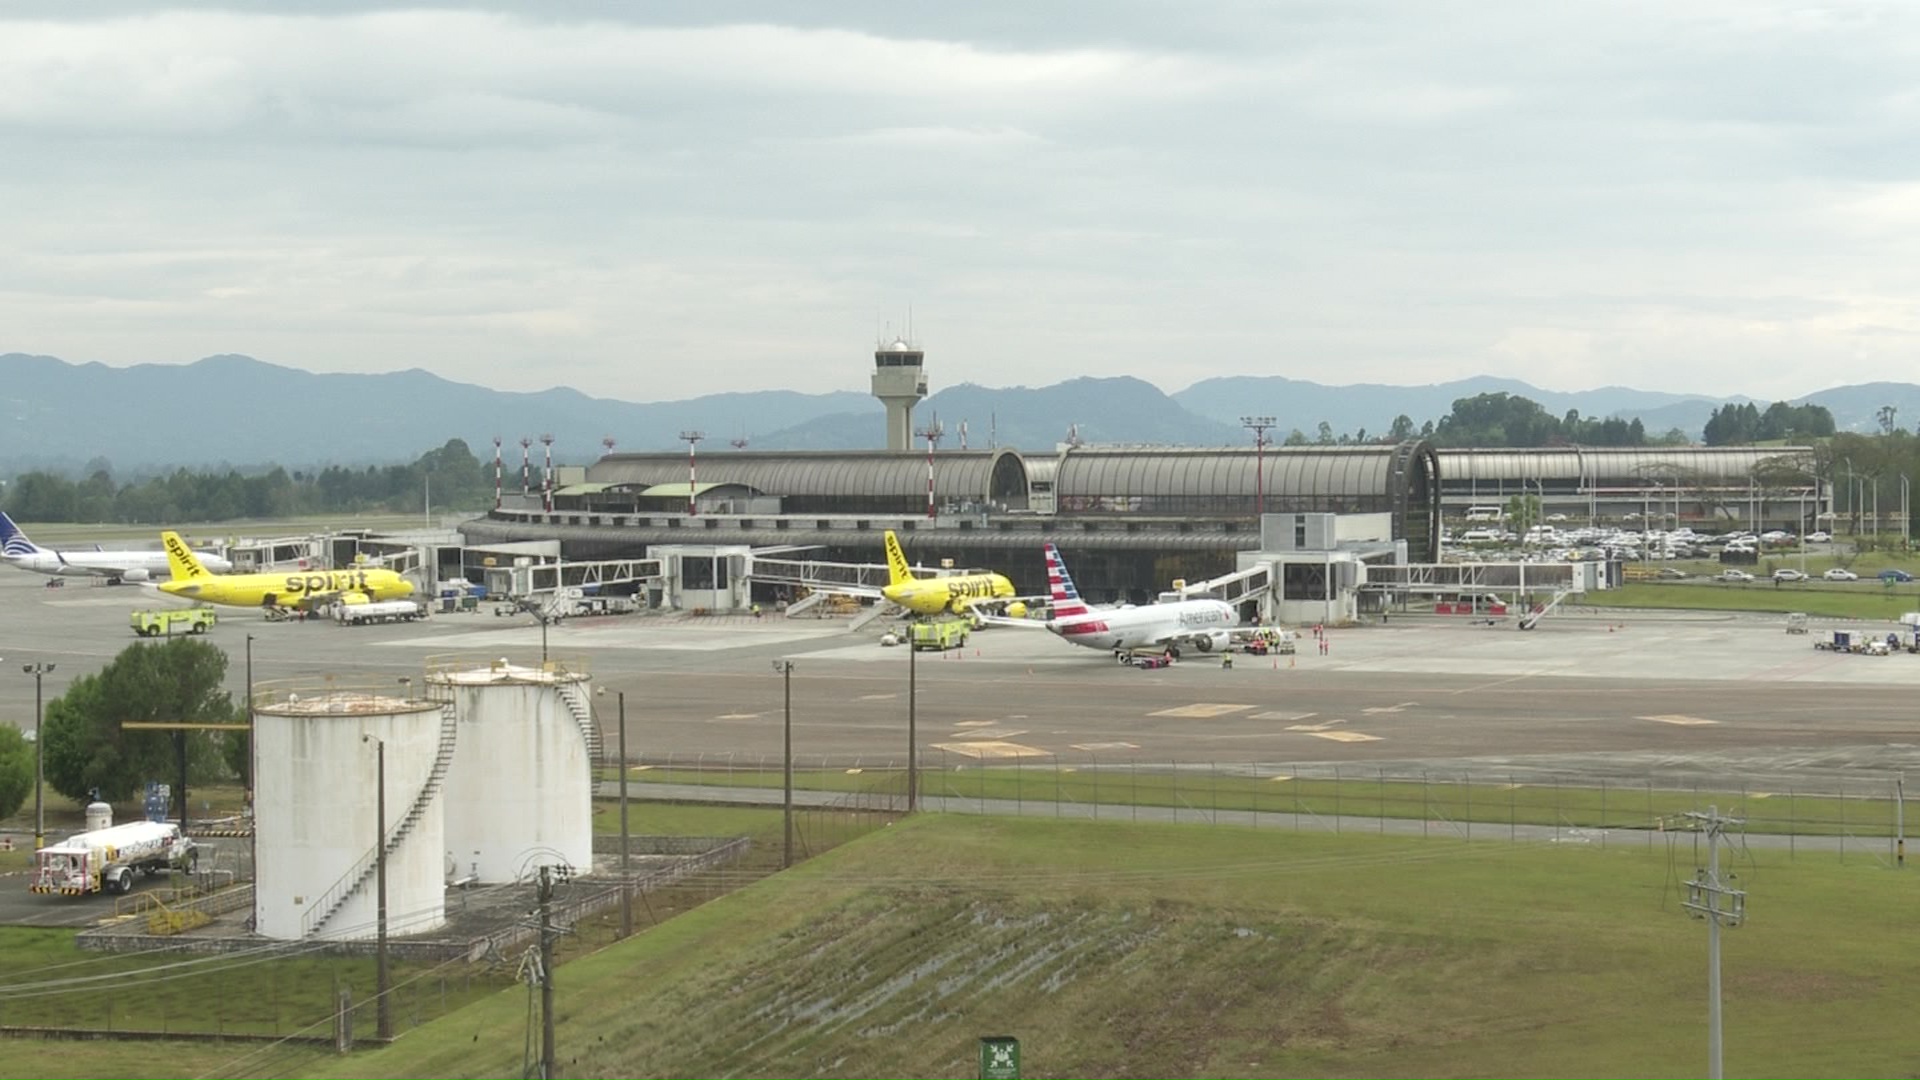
[
  {"left": 537, "top": 865, "right": 558, "bottom": 1079},
  {"left": 1681, "top": 806, "right": 1747, "bottom": 1080},
  {"left": 772, "top": 661, "right": 794, "bottom": 867},
  {"left": 22, "top": 662, "right": 54, "bottom": 850},
  {"left": 1241, "top": 416, "right": 1276, "bottom": 518}
]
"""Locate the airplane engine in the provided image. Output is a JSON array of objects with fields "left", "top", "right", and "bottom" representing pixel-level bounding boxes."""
[
  {"left": 1191, "top": 630, "right": 1231, "bottom": 653},
  {"left": 1005, "top": 601, "right": 1028, "bottom": 619},
  {"left": 119, "top": 568, "right": 150, "bottom": 583}
]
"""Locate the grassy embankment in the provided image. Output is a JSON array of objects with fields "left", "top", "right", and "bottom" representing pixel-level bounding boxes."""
[{"left": 313, "top": 813, "right": 1918, "bottom": 1079}]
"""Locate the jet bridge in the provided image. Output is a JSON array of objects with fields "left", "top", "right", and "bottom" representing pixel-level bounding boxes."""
[
  {"left": 1163, "top": 564, "right": 1273, "bottom": 608},
  {"left": 1361, "top": 560, "right": 1603, "bottom": 628},
  {"left": 485, "top": 557, "right": 662, "bottom": 602}
]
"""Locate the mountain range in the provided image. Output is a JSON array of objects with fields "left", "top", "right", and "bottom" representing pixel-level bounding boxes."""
[{"left": 2, "top": 352, "right": 1915, "bottom": 472}]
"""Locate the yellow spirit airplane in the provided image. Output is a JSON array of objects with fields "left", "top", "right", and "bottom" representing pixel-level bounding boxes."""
[
  {"left": 879, "top": 530, "right": 1020, "bottom": 617},
  {"left": 158, "top": 531, "right": 414, "bottom": 610}
]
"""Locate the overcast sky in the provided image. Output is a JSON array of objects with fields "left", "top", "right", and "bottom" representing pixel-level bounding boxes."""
[{"left": 3, "top": 2, "right": 1915, "bottom": 403}]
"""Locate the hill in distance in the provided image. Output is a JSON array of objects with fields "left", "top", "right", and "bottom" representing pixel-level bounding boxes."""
[{"left": 2, "top": 352, "right": 1913, "bottom": 471}]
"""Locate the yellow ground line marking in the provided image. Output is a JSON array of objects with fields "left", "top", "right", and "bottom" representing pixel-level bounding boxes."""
[
  {"left": 1307, "top": 731, "right": 1383, "bottom": 743},
  {"left": 1638, "top": 714, "right": 1719, "bottom": 726},
  {"left": 1148, "top": 703, "right": 1256, "bottom": 719}
]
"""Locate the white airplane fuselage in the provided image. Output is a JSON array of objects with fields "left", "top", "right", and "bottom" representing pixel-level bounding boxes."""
[
  {"left": 1047, "top": 598, "right": 1238, "bottom": 652},
  {"left": 5, "top": 548, "right": 231, "bottom": 581}
]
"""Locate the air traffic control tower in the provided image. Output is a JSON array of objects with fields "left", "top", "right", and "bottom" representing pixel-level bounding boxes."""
[{"left": 871, "top": 337, "right": 929, "bottom": 451}]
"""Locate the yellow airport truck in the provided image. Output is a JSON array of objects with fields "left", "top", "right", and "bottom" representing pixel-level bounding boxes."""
[
  {"left": 910, "top": 618, "right": 970, "bottom": 651},
  {"left": 130, "top": 608, "right": 217, "bottom": 637}
]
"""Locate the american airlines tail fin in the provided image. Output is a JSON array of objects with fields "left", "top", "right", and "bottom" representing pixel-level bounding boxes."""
[
  {"left": 882, "top": 530, "right": 913, "bottom": 588},
  {"left": 1044, "top": 543, "right": 1090, "bottom": 618},
  {"left": 0, "top": 512, "right": 41, "bottom": 557},
  {"left": 160, "top": 531, "right": 210, "bottom": 582}
]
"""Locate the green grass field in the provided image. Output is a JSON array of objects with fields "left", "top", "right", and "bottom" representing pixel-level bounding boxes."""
[
  {"left": 1592, "top": 581, "right": 1920, "bottom": 619},
  {"left": 308, "top": 815, "right": 1920, "bottom": 1079}
]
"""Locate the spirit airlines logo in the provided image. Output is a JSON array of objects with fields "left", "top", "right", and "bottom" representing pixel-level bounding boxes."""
[
  {"left": 283, "top": 570, "right": 374, "bottom": 594},
  {"left": 163, "top": 532, "right": 208, "bottom": 578}
]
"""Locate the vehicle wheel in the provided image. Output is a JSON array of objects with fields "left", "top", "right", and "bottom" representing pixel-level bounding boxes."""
[
  {"left": 113, "top": 868, "right": 133, "bottom": 894},
  {"left": 1167, "top": 646, "right": 1181, "bottom": 660},
  {"left": 1195, "top": 636, "right": 1213, "bottom": 653}
]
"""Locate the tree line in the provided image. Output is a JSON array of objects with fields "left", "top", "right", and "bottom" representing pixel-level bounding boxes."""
[
  {"left": 1275, "top": 392, "right": 1842, "bottom": 451},
  {"left": 1, "top": 439, "right": 494, "bottom": 524}
]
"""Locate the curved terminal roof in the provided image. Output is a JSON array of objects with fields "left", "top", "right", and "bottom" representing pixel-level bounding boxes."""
[
  {"left": 1436, "top": 446, "right": 1817, "bottom": 484},
  {"left": 1054, "top": 446, "right": 1409, "bottom": 498},
  {"left": 591, "top": 449, "right": 1027, "bottom": 500}
]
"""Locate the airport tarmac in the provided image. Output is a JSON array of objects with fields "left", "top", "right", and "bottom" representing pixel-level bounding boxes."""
[{"left": 1, "top": 571, "right": 1918, "bottom": 782}]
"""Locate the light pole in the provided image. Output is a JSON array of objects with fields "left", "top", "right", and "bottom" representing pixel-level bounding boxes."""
[
  {"left": 771, "top": 660, "right": 794, "bottom": 868},
  {"left": 908, "top": 635, "right": 918, "bottom": 812},
  {"left": 362, "top": 733, "right": 392, "bottom": 1041},
  {"left": 1241, "top": 416, "right": 1275, "bottom": 519},
  {"left": 600, "top": 686, "right": 632, "bottom": 938},
  {"left": 22, "top": 662, "right": 54, "bottom": 850},
  {"left": 679, "top": 430, "right": 705, "bottom": 517}
]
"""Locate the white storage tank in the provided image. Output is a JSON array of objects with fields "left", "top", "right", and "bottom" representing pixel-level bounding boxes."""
[
  {"left": 429, "top": 657, "right": 597, "bottom": 884},
  {"left": 252, "top": 686, "right": 451, "bottom": 942}
]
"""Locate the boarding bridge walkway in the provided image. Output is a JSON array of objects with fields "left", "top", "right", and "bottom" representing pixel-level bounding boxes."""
[
  {"left": 748, "top": 556, "right": 889, "bottom": 595},
  {"left": 486, "top": 557, "right": 662, "bottom": 600},
  {"left": 1166, "top": 564, "right": 1273, "bottom": 607},
  {"left": 1361, "top": 561, "right": 1585, "bottom": 597}
]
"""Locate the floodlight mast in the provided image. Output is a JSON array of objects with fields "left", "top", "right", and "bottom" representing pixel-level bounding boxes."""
[
  {"left": 679, "top": 431, "right": 706, "bottom": 516},
  {"left": 1241, "top": 416, "right": 1276, "bottom": 517}
]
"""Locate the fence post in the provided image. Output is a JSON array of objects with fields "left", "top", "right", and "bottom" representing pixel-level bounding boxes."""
[
  {"left": 1599, "top": 779, "right": 1606, "bottom": 848},
  {"left": 1171, "top": 759, "right": 1179, "bottom": 825},
  {"left": 1334, "top": 765, "right": 1341, "bottom": 833},
  {"left": 1015, "top": 753, "right": 1022, "bottom": 817},
  {"left": 1422, "top": 771, "right": 1429, "bottom": 839},
  {"left": 1789, "top": 786, "right": 1795, "bottom": 860},
  {"left": 1212, "top": 761, "right": 1219, "bottom": 825},
  {"left": 1379, "top": 768, "right": 1386, "bottom": 834},
  {"left": 1465, "top": 771, "right": 1472, "bottom": 843},
  {"left": 1646, "top": 777, "right": 1654, "bottom": 850},
  {"left": 1132, "top": 759, "right": 1139, "bottom": 823},
  {"left": 1054, "top": 755, "right": 1062, "bottom": 819},
  {"left": 1510, "top": 772, "right": 1517, "bottom": 843},
  {"left": 1091, "top": 753, "right": 1100, "bottom": 821},
  {"left": 1292, "top": 765, "right": 1299, "bottom": 832},
  {"left": 1841, "top": 777, "right": 1847, "bottom": 863}
]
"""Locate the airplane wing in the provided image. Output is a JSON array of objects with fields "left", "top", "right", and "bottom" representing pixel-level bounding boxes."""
[{"left": 976, "top": 613, "right": 1049, "bottom": 630}]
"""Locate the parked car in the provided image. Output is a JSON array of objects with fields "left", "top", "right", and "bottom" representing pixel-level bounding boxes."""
[
  {"left": 1822, "top": 568, "right": 1858, "bottom": 581},
  {"left": 1881, "top": 569, "right": 1915, "bottom": 584},
  {"left": 1807, "top": 531, "right": 1832, "bottom": 543},
  {"left": 1657, "top": 567, "right": 1688, "bottom": 579},
  {"left": 1772, "top": 568, "right": 1808, "bottom": 582},
  {"left": 1717, "top": 569, "right": 1756, "bottom": 583}
]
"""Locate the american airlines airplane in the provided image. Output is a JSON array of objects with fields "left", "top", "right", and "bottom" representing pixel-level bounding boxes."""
[
  {"left": 0, "top": 513, "right": 232, "bottom": 583},
  {"left": 1039, "top": 542, "right": 1238, "bottom": 657}
]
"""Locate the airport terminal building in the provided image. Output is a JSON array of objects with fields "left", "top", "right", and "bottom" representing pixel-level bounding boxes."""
[{"left": 459, "top": 441, "right": 1821, "bottom": 608}]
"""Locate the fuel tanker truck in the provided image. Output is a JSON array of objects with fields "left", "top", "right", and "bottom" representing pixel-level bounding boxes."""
[{"left": 29, "top": 803, "right": 196, "bottom": 896}]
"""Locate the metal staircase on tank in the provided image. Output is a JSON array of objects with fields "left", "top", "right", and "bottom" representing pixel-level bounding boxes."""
[
  {"left": 555, "top": 681, "right": 603, "bottom": 765},
  {"left": 302, "top": 698, "right": 460, "bottom": 938}
]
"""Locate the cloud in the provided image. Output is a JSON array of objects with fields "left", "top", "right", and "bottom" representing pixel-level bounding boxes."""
[{"left": 1, "top": 2, "right": 1918, "bottom": 404}]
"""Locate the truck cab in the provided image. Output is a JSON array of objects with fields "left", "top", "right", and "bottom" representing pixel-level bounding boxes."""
[
  {"left": 130, "top": 608, "right": 217, "bottom": 637},
  {"left": 910, "top": 619, "right": 970, "bottom": 651}
]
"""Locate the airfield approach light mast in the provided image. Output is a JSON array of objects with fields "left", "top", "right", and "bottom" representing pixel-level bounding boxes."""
[
  {"left": 492, "top": 436, "right": 503, "bottom": 510},
  {"left": 916, "top": 417, "right": 945, "bottom": 519},
  {"left": 679, "top": 431, "right": 705, "bottom": 517},
  {"left": 1241, "top": 416, "right": 1276, "bottom": 518},
  {"left": 539, "top": 434, "right": 555, "bottom": 513},
  {"left": 519, "top": 437, "right": 533, "bottom": 499}
]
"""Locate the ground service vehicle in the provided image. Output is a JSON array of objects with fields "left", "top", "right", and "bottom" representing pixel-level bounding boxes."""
[
  {"left": 130, "top": 608, "right": 217, "bottom": 636},
  {"left": 30, "top": 820, "right": 195, "bottom": 896},
  {"left": 910, "top": 618, "right": 970, "bottom": 651}
]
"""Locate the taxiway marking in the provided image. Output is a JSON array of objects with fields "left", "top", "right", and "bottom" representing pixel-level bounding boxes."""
[{"left": 1148, "top": 703, "right": 1256, "bottom": 719}]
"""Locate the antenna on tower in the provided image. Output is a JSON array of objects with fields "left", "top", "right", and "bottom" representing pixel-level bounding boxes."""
[{"left": 600, "top": 436, "right": 616, "bottom": 458}]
